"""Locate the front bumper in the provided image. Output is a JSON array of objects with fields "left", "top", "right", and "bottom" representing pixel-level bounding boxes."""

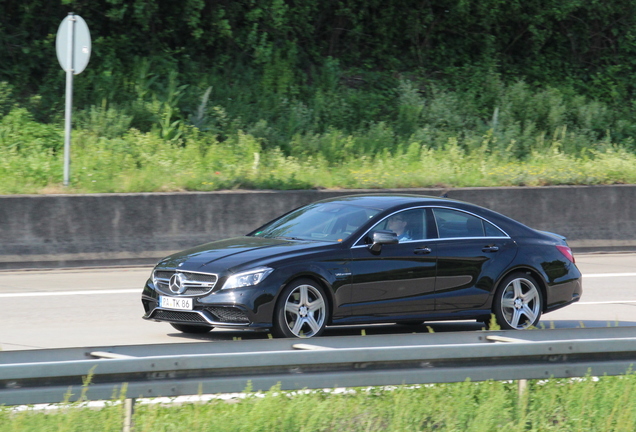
[
  {"left": 144, "top": 305, "right": 252, "bottom": 327},
  {"left": 141, "top": 278, "right": 276, "bottom": 330}
]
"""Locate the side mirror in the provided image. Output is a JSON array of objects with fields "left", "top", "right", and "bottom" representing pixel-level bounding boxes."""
[{"left": 368, "top": 230, "right": 399, "bottom": 253}]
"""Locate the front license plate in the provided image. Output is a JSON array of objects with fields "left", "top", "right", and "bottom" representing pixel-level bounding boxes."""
[{"left": 160, "top": 296, "right": 193, "bottom": 311}]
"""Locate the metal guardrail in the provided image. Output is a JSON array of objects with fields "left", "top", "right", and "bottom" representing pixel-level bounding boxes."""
[{"left": 2, "top": 327, "right": 636, "bottom": 407}]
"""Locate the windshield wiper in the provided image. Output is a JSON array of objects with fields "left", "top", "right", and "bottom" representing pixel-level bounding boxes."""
[{"left": 277, "top": 236, "right": 302, "bottom": 240}]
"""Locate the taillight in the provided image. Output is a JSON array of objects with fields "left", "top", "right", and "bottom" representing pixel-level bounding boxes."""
[{"left": 556, "top": 245, "right": 575, "bottom": 263}]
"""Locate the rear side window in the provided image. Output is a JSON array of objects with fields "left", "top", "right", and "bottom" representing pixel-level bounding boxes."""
[
  {"left": 484, "top": 221, "right": 507, "bottom": 237},
  {"left": 433, "top": 208, "right": 506, "bottom": 239}
]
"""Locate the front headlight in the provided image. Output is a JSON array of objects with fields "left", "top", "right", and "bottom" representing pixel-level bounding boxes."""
[{"left": 222, "top": 267, "right": 274, "bottom": 290}]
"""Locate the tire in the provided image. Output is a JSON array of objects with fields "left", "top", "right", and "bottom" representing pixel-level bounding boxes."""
[
  {"left": 170, "top": 323, "right": 213, "bottom": 334},
  {"left": 493, "top": 273, "right": 543, "bottom": 330},
  {"left": 273, "top": 278, "right": 329, "bottom": 338}
]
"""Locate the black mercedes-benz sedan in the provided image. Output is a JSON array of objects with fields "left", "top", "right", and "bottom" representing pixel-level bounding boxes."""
[{"left": 141, "top": 194, "right": 582, "bottom": 338}]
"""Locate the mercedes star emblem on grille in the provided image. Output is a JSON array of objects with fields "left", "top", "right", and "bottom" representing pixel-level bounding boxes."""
[{"left": 169, "top": 273, "right": 186, "bottom": 294}]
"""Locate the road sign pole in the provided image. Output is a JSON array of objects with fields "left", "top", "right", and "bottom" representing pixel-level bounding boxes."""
[
  {"left": 56, "top": 13, "right": 90, "bottom": 187},
  {"left": 63, "top": 14, "right": 75, "bottom": 187}
]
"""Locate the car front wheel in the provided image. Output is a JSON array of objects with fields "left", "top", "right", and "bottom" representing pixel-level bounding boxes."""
[
  {"left": 493, "top": 273, "right": 543, "bottom": 330},
  {"left": 273, "top": 278, "right": 328, "bottom": 338}
]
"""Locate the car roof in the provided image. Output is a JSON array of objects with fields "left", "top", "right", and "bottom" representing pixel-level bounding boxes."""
[
  {"left": 316, "top": 193, "right": 539, "bottom": 237},
  {"left": 317, "top": 193, "right": 461, "bottom": 210}
]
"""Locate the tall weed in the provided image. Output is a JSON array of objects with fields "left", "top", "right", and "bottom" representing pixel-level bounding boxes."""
[
  {"left": 0, "top": 81, "right": 13, "bottom": 118},
  {"left": 2, "top": 63, "right": 636, "bottom": 194}
]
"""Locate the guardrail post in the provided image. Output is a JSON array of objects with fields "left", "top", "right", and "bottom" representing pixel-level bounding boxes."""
[
  {"left": 517, "top": 378, "right": 529, "bottom": 421},
  {"left": 517, "top": 379, "right": 528, "bottom": 398},
  {"left": 123, "top": 398, "right": 135, "bottom": 432}
]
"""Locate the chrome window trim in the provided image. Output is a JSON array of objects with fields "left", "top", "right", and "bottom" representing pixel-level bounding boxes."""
[
  {"left": 433, "top": 235, "right": 510, "bottom": 242},
  {"left": 350, "top": 205, "right": 511, "bottom": 249}
]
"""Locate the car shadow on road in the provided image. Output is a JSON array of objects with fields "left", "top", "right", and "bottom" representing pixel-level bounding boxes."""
[
  {"left": 165, "top": 319, "right": 636, "bottom": 342},
  {"left": 165, "top": 322, "right": 478, "bottom": 342}
]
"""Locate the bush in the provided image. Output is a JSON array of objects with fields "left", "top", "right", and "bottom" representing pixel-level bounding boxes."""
[{"left": 1, "top": 57, "right": 636, "bottom": 194}]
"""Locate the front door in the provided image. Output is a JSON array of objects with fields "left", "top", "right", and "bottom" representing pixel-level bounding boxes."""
[{"left": 346, "top": 208, "right": 437, "bottom": 321}]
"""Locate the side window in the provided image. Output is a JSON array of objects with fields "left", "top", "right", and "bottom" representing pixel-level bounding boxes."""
[
  {"left": 484, "top": 220, "right": 507, "bottom": 237},
  {"left": 433, "top": 208, "right": 488, "bottom": 238},
  {"left": 369, "top": 208, "right": 428, "bottom": 242}
]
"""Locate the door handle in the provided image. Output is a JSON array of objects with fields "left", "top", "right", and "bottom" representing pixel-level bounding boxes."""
[
  {"left": 482, "top": 245, "right": 499, "bottom": 253},
  {"left": 414, "top": 247, "right": 432, "bottom": 255}
]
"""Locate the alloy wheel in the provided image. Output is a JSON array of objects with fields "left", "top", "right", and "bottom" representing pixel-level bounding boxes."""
[
  {"left": 283, "top": 284, "right": 326, "bottom": 337},
  {"left": 499, "top": 276, "right": 542, "bottom": 329}
]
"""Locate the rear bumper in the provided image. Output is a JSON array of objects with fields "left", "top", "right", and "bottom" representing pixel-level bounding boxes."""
[{"left": 545, "top": 276, "right": 583, "bottom": 313}]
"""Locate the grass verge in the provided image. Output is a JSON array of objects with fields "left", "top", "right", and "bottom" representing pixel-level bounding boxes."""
[
  {"left": 2, "top": 375, "right": 636, "bottom": 431},
  {"left": 1, "top": 126, "right": 635, "bottom": 195},
  {"left": 3, "top": 72, "right": 636, "bottom": 194}
]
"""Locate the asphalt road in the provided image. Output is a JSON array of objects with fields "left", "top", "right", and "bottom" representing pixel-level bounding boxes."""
[{"left": 1, "top": 253, "right": 635, "bottom": 351}]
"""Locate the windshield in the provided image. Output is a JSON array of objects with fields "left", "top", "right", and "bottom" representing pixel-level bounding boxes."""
[{"left": 251, "top": 203, "right": 380, "bottom": 242}]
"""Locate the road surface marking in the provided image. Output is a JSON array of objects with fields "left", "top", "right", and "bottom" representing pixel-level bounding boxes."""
[
  {"left": 0, "top": 289, "right": 139, "bottom": 298},
  {"left": 575, "top": 300, "right": 636, "bottom": 305}
]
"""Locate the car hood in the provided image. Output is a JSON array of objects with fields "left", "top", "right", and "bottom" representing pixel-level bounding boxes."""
[{"left": 156, "top": 236, "right": 334, "bottom": 273}]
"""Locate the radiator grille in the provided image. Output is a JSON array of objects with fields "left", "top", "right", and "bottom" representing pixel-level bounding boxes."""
[{"left": 153, "top": 270, "right": 218, "bottom": 296}]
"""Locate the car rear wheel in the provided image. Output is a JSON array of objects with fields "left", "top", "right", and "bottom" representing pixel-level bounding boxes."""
[
  {"left": 170, "top": 323, "right": 213, "bottom": 334},
  {"left": 273, "top": 278, "right": 328, "bottom": 338},
  {"left": 493, "top": 273, "right": 543, "bottom": 330}
]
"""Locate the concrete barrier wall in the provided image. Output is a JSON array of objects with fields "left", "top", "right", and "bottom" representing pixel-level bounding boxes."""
[{"left": 1, "top": 185, "right": 634, "bottom": 269}]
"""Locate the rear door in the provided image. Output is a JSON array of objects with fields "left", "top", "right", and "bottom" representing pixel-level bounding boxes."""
[{"left": 432, "top": 207, "right": 517, "bottom": 311}]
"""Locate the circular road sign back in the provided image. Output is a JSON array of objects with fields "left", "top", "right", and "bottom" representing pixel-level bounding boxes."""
[{"left": 56, "top": 14, "right": 91, "bottom": 75}]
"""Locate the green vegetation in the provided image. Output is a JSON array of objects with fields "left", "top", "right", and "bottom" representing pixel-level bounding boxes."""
[
  {"left": 3, "top": 375, "right": 636, "bottom": 431},
  {"left": 2, "top": 1, "right": 636, "bottom": 193},
  {"left": 2, "top": 74, "right": 636, "bottom": 194}
]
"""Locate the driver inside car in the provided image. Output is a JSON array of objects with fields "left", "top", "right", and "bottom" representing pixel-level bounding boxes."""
[{"left": 387, "top": 214, "right": 412, "bottom": 242}]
